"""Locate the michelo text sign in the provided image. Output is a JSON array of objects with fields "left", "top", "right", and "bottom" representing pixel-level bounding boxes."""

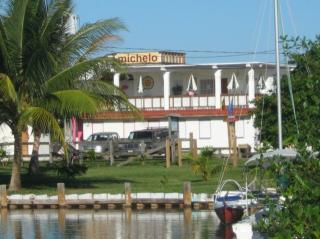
[{"left": 113, "top": 52, "right": 185, "bottom": 65}]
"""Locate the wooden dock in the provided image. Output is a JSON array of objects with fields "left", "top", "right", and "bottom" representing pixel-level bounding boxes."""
[{"left": 0, "top": 182, "right": 214, "bottom": 210}]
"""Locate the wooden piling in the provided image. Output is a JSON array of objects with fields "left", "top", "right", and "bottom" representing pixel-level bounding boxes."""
[
  {"left": 177, "top": 139, "right": 183, "bottom": 167},
  {"left": 124, "top": 208, "right": 132, "bottom": 225},
  {"left": 227, "top": 121, "right": 238, "bottom": 167},
  {"left": 0, "top": 185, "right": 8, "bottom": 208},
  {"left": 58, "top": 209, "right": 66, "bottom": 231},
  {"left": 57, "top": 183, "right": 66, "bottom": 208},
  {"left": 192, "top": 139, "right": 198, "bottom": 159},
  {"left": 109, "top": 140, "right": 114, "bottom": 166},
  {"left": 183, "top": 182, "right": 192, "bottom": 208},
  {"left": 151, "top": 203, "right": 158, "bottom": 209},
  {"left": 183, "top": 208, "right": 192, "bottom": 236},
  {"left": 107, "top": 204, "right": 116, "bottom": 210},
  {"left": 189, "top": 133, "right": 193, "bottom": 154},
  {"left": 193, "top": 203, "right": 200, "bottom": 210},
  {"left": 124, "top": 183, "right": 132, "bottom": 208},
  {"left": 136, "top": 203, "right": 144, "bottom": 210},
  {"left": 165, "top": 139, "right": 171, "bottom": 168}
]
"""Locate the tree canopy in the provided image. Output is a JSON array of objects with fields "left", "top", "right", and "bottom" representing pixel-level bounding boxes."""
[
  {"left": 0, "top": 0, "right": 134, "bottom": 190},
  {"left": 252, "top": 36, "right": 320, "bottom": 149}
]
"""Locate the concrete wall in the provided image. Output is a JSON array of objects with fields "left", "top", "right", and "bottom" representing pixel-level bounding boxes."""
[{"left": 83, "top": 116, "right": 255, "bottom": 151}]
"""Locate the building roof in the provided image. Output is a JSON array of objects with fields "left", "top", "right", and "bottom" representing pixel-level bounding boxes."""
[{"left": 126, "top": 62, "right": 294, "bottom": 72}]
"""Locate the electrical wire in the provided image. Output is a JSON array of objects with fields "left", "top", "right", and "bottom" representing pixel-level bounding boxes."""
[
  {"left": 279, "top": 0, "right": 300, "bottom": 135},
  {"left": 106, "top": 46, "right": 274, "bottom": 55}
]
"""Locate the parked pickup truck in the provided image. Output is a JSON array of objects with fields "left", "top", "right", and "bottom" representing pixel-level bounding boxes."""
[
  {"left": 117, "top": 128, "right": 174, "bottom": 157},
  {"left": 78, "top": 128, "right": 177, "bottom": 158}
]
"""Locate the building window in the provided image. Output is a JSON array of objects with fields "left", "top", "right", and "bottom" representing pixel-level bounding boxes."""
[
  {"left": 200, "top": 79, "right": 214, "bottom": 95},
  {"left": 236, "top": 120, "right": 245, "bottom": 138},
  {"left": 199, "top": 120, "right": 211, "bottom": 139}
]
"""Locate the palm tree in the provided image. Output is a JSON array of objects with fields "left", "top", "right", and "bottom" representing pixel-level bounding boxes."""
[{"left": 0, "top": 0, "right": 135, "bottom": 190}]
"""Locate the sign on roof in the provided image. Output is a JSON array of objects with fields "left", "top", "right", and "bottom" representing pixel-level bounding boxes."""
[{"left": 113, "top": 52, "right": 185, "bottom": 65}]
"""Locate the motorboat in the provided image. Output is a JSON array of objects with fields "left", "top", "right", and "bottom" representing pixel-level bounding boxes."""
[{"left": 214, "top": 180, "right": 257, "bottom": 224}]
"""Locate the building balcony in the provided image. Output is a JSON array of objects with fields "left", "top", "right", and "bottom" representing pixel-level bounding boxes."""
[{"left": 128, "top": 94, "right": 249, "bottom": 111}]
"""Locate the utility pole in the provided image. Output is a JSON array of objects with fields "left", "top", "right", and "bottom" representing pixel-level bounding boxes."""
[{"left": 274, "top": 0, "right": 283, "bottom": 149}]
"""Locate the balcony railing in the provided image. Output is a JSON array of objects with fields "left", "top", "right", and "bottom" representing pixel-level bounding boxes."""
[
  {"left": 129, "top": 96, "right": 164, "bottom": 110},
  {"left": 221, "top": 94, "right": 248, "bottom": 108},
  {"left": 170, "top": 95, "right": 216, "bottom": 109},
  {"left": 128, "top": 94, "right": 249, "bottom": 110}
]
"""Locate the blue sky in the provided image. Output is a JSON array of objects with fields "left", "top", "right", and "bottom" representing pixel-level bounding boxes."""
[{"left": 74, "top": 0, "right": 320, "bottom": 63}]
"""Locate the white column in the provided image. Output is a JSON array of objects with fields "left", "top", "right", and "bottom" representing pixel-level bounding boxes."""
[
  {"left": 113, "top": 73, "right": 120, "bottom": 87},
  {"left": 214, "top": 69, "right": 222, "bottom": 109},
  {"left": 163, "top": 71, "right": 171, "bottom": 110},
  {"left": 248, "top": 68, "right": 255, "bottom": 108}
]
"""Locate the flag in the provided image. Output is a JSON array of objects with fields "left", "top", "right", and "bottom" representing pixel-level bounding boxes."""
[
  {"left": 138, "top": 75, "right": 143, "bottom": 93},
  {"left": 227, "top": 99, "right": 235, "bottom": 121},
  {"left": 258, "top": 76, "right": 266, "bottom": 90},
  {"left": 227, "top": 73, "right": 239, "bottom": 90},
  {"left": 186, "top": 74, "right": 197, "bottom": 95}
]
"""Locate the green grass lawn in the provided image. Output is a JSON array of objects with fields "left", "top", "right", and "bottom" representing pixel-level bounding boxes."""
[{"left": 0, "top": 158, "right": 254, "bottom": 195}]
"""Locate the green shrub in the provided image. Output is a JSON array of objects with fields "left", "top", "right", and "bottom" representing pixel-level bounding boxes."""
[
  {"left": 256, "top": 149, "right": 320, "bottom": 238},
  {"left": 55, "top": 160, "right": 88, "bottom": 179},
  {"left": 83, "top": 150, "right": 102, "bottom": 161},
  {"left": 0, "top": 147, "right": 6, "bottom": 158},
  {"left": 191, "top": 147, "right": 222, "bottom": 181}
]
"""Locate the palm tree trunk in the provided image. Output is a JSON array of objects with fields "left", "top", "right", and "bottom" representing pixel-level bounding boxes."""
[
  {"left": 28, "top": 129, "right": 41, "bottom": 175},
  {"left": 9, "top": 128, "right": 22, "bottom": 191}
]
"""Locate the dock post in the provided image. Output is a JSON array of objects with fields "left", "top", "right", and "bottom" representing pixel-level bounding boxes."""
[
  {"left": 49, "top": 142, "right": 53, "bottom": 164},
  {"left": 178, "top": 139, "right": 183, "bottom": 167},
  {"left": 183, "top": 182, "right": 192, "bottom": 208},
  {"left": 165, "top": 139, "right": 171, "bottom": 168},
  {"left": 189, "top": 133, "right": 193, "bottom": 154},
  {"left": 109, "top": 140, "right": 114, "bottom": 166},
  {"left": 193, "top": 139, "right": 198, "bottom": 160},
  {"left": 0, "top": 185, "right": 8, "bottom": 208},
  {"left": 124, "top": 182, "right": 132, "bottom": 208},
  {"left": 57, "top": 183, "right": 66, "bottom": 208}
]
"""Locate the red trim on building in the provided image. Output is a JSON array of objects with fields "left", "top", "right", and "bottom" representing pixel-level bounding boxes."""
[{"left": 84, "top": 108, "right": 251, "bottom": 121}]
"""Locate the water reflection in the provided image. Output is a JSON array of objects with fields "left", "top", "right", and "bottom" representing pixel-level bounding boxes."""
[
  {"left": 0, "top": 209, "right": 258, "bottom": 239},
  {"left": 216, "top": 224, "right": 236, "bottom": 239}
]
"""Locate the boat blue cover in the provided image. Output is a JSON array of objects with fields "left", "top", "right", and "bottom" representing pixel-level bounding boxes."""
[{"left": 216, "top": 195, "right": 242, "bottom": 202}]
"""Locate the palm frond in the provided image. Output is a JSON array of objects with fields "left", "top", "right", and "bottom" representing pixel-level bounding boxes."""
[
  {"left": 74, "top": 79, "right": 140, "bottom": 117},
  {"left": 4, "top": 0, "right": 29, "bottom": 74},
  {"left": 45, "top": 90, "right": 102, "bottom": 118},
  {"left": 77, "top": 34, "right": 121, "bottom": 61},
  {"left": 44, "top": 57, "right": 122, "bottom": 92},
  {"left": 0, "top": 73, "right": 18, "bottom": 103},
  {"left": 0, "top": 18, "right": 13, "bottom": 75},
  {"left": 40, "top": 0, "right": 72, "bottom": 43},
  {"left": 64, "top": 18, "right": 127, "bottom": 62},
  {"left": 18, "top": 106, "right": 64, "bottom": 143}
]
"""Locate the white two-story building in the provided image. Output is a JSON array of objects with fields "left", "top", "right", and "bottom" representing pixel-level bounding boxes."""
[
  {"left": 79, "top": 51, "right": 286, "bottom": 152},
  {"left": 0, "top": 51, "right": 287, "bottom": 157}
]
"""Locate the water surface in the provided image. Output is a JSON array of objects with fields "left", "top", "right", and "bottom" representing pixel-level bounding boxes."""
[{"left": 0, "top": 209, "right": 262, "bottom": 239}]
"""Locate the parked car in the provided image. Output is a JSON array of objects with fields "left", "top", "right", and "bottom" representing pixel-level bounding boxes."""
[
  {"left": 80, "top": 132, "right": 119, "bottom": 153},
  {"left": 117, "top": 128, "right": 175, "bottom": 156}
]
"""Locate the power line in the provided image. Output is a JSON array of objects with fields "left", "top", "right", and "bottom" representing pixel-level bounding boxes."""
[{"left": 107, "top": 46, "right": 275, "bottom": 55}]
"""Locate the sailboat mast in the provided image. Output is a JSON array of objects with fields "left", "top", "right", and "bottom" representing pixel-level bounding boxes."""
[{"left": 274, "top": 0, "right": 283, "bottom": 149}]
